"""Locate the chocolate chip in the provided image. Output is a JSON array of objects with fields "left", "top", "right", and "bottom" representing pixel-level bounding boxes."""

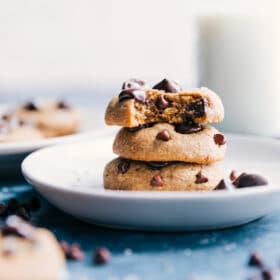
[
  {"left": 262, "top": 269, "right": 273, "bottom": 280},
  {"left": 7, "top": 198, "right": 19, "bottom": 212},
  {"left": 29, "top": 197, "right": 41, "bottom": 211},
  {"left": 2, "top": 215, "right": 35, "bottom": 240},
  {"left": 156, "top": 95, "right": 169, "bottom": 109},
  {"left": 146, "top": 162, "right": 171, "bottom": 170},
  {"left": 152, "top": 79, "right": 182, "bottom": 93},
  {"left": 93, "top": 247, "right": 111, "bottom": 264},
  {"left": 122, "top": 79, "right": 147, "bottom": 90},
  {"left": 0, "top": 203, "right": 7, "bottom": 216},
  {"left": 230, "top": 170, "right": 237, "bottom": 182},
  {"left": 151, "top": 175, "right": 164, "bottom": 186},
  {"left": 214, "top": 134, "right": 226, "bottom": 146},
  {"left": 23, "top": 102, "right": 38, "bottom": 111},
  {"left": 175, "top": 122, "right": 203, "bottom": 134},
  {"left": 215, "top": 180, "right": 227, "bottom": 190},
  {"left": 156, "top": 130, "right": 171, "bottom": 141},
  {"left": 2, "top": 238, "right": 16, "bottom": 256},
  {"left": 60, "top": 241, "right": 84, "bottom": 261},
  {"left": 233, "top": 173, "right": 268, "bottom": 188},
  {"left": 186, "top": 98, "right": 206, "bottom": 118},
  {"left": 117, "top": 159, "right": 130, "bottom": 174},
  {"left": 16, "top": 206, "right": 30, "bottom": 221},
  {"left": 57, "top": 100, "right": 71, "bottom": 110},
  {"left": 248, "top": 252, "right": 264, "bottom": 268},
  {"left": 118, "top": 89, "right": 146, "bottom": 103},
  {"left": 127, "top": 123, "right": 153, "bottom": 132},
  {"left": 195, "top": 171, "right": 208, "bottom": 184}
]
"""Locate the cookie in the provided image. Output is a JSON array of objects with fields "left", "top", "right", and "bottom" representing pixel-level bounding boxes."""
[
  {"left": 105, "top": 87, "right": 224, "bottom": 127},
  {"left": 0, "top": 115, "right": 44, "bottom": 143},
  {"left": 0, "top": 216, "right": 65, "bottom": 280},
  {"left": 113, "top": 123, "right": 226, "bottom": 164},
  {"left": 104, "top": 157, "right": 223, "bottom": 191},
  {"left": 16, "top": 100, "right": 81, "bottom": 137}
]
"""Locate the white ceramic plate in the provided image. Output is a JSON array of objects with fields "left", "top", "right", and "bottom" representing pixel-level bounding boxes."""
[{"left": 22, "top": 134, "right": 280, "bottom": 231}]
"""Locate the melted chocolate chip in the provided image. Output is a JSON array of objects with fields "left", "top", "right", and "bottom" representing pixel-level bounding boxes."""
[
  {"left": 117, "top": 159, "right": 130, "bottom": 174},
  {"left": 230, "top": 170, "right": 237, "bottom": 182},
  {"left": 156, "top": 95, "right": 169, "bottom": 109},
  {"left": 215, "top": 180, "right": 227, "bottom": 190},
  {"left": 195, "top": 171, "right": 208, "bottom": 184},
  {"left": 23, "top": 102, "right": 38, "bottom": 111},
  {"left": 16, "top": 206, "right": 30, "bottom": 221},
  {"left": 146, "top": 162, "right": 171, "bottom": 170},
  {"left": 122, "top": 79, "right": 147, "bottom": 90},
  {"left": 2, "top": 215, "right": 35, "bottom": 240},
  {"left": 186, "top": 98, "right": 206, "bottom": 118},
  {"left": 156, "top": 130, "right": 171, "bottom": 141},
  {"left": 248, "top": 252, "right": 264, "bottom": 268},
  {"left": 233, "top": 173, "right": 268, "bottom": 188},
  {"left": 118, "top": 89, "right": 146, "bottom": 103},
  {"left": 57, "top": 100, "right": 71, "bottom": 110},
  {"left": 214, "top": 134, "right": 226, "bottom": 145},
  {"left": 93, "top": 247, "right": 111, "bottom": 264},
  {"left": 175, "top": 122, "right": 203, "bottom": 134},
  {"left": 127, "top": 123, "right": 153, "bottom": 132},
  {"left": 151, "top": 175, "right": 164, "bottom": 186},
  {"left": 152, "top": 79, "right": 182, "bottom": 93}
]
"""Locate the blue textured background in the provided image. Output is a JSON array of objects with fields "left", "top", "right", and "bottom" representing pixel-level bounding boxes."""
[{"left": 1, "top": 179, "right": 280, "bottom": 280}]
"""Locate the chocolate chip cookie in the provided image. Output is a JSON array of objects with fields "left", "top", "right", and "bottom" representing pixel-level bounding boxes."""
[
  {"left": 113, "top": 123, "right": 226, "bottom": 164},
  {"left": 105, "top": 87, "right": 224, "bottom": 127},
  {"left": 104, "top": 157, "right": 223, "bottom": 191}
]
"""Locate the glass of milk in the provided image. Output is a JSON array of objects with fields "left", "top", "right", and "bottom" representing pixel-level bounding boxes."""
[{"left": 197, "top": 14, "right": 280, "bottom": 136}]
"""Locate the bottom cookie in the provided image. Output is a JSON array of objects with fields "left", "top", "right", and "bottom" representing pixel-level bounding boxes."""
[{"left": 104, "top": 157, "right": 223, "bottom": 191}]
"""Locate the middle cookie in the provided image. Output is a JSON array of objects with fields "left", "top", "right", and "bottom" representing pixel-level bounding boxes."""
[{"left": 113, "top": 123, "right": 226, "bottom": 164}]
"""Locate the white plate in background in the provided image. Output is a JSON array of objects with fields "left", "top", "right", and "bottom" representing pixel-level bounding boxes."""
[{"left": 22, "top": 134, "right": 280, "bottom": 231}]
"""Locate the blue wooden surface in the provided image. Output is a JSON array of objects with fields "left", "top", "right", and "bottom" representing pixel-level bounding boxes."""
[{"left": 1, "top": 179, "right": 280, "bottom": 280}]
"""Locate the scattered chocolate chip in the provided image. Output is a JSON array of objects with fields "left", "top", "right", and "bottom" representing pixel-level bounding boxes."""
[
  {"left": 127, "top": 123, "right": 153, "bottom": 132},
  {"left": 151, "top": 175, "right": 164, "bottom": 186},
  {"left": 156, "top": 95, "right": 169, "bottom": 109},
  {"left": 195, "top": 171, "right": 208, "bottom": 184},
  {"left": 146, "top": 162, "right": 171, "bottom": 170},
  {"left": 57, "top": 100, "right": 71, "bottom": 110},
  {"left": 7, "top": 198, "right": 19, "bottom": 212},
  {"left": 60, "top": 241, "right": 84, "bottom": 261},
  {"left": 0, "top": 203, "right": 7, "bottom": 216},
  {"left": 2, "top": 238, "right": 16, "bottom": 256},
  {"left": 248, "top": 252, "right": 264, "bottom": 268},
  {"left": 29, "top": 197, "right": 41, "bottom": 211},
  {"left": 1, "top": 114, "right": 11, "bottom": 121},
  {"left": 156, "top": 130, "right": 171, "bottom": 141},
  {"left": 175, "top": 122, "right": 203, "bottom": 134},
  {"left": 2, "top": 215, "right": 35, "bottom": 240},
  {"left": 117, "top": 159, "right": 130, "bottom": 174},
  {"left": 215, "top": 180, "right": 227, "bottom": 190},
  {"left": 186, "top": 98, "right": 206, "bottom": 118},
  {"left": 118, "top": 89, "right": 146, "bottom": 103},
  {"left": 262, "top": 269, "right": 273, "bottom": 280},
  {"left": 23, "top": 102, "right": 38, "bottom": 111},
  {"left": 152, "top": 79, "right": 182, "bottom": 93},
  {"left": 122, "top": 79, "right": 147, "bottom": 90},
  {"left": 18, "top": 119, "right": 25, "bottom": 126},
  {"left": 214, "top": 134, "right": 226, "bottom": 146},
  {"left": 16, "top": 206, "right": 30, "bottom": 221},
  {"left": 230, "top": 170, "right": 237, "bottom": 182},
  {"left": 93, "top": 247, "right": 111, "bottom": 264},
  {"left": 233, "top": 173, "right": 268, "bottom": 188}
]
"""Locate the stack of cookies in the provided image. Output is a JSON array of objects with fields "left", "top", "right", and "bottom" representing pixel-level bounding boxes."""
[{"left": 104, "top": 79, "right": 226, "bottom": 191}]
